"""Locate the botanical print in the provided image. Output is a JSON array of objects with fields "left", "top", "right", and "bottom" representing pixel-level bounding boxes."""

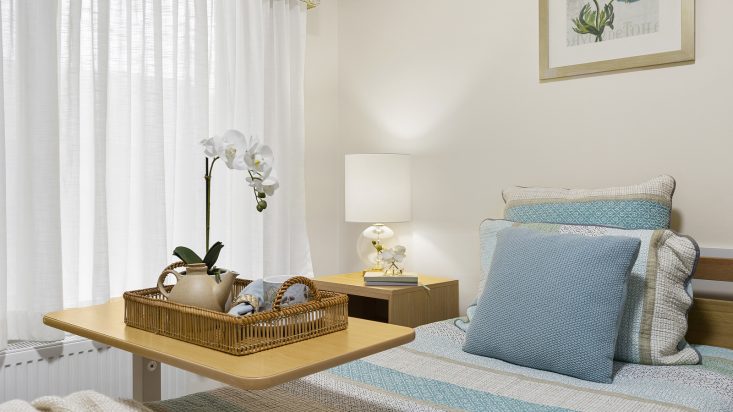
[{"left": 567, "top": 0, "right": 659, "bottom": 46}]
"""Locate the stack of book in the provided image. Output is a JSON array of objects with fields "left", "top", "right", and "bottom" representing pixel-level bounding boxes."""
[{"left": 364, "top": 271, "right": 419, "bottom": 286}]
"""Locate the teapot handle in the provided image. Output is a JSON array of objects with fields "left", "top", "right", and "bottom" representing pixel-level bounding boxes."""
[{"left": 157, "top": 262, "right": 185, "bottom": 299}]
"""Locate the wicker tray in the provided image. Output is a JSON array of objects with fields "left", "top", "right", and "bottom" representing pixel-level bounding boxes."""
[{"left": 123, "top": 266, "right": 348, "bottom": 356}]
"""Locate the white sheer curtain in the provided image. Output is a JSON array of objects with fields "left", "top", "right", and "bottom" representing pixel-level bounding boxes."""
[{"left": 0, "top": 0, "right": 312, "bottom": 349}]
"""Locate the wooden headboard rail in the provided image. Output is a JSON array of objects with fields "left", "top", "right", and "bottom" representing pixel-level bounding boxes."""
[
  {"left": 694, "top": 257, "right": 733, "bottom": 282},
  {"left": 687, "top": 257, "right": 733, "bottom": 350}
]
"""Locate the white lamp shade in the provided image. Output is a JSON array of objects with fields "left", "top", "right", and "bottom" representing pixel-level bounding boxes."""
[{"left": 345, "top": 154, "right": 411, "bottom": 223}]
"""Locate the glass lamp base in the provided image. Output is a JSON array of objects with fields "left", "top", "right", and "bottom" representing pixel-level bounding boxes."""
[{"left": 356, "top": 223, "right": 394, "bottom": 273}]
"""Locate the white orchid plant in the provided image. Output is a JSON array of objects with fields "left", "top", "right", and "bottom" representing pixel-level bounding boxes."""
[
  {"left": 381, "top": 245, "right": 406, "bottom": 276},
  {"left": 171, "top": 130, "right": 279, "bottom": 280},
  {"left": 203, "top": 129, "right": 278, "bottom": 200}
]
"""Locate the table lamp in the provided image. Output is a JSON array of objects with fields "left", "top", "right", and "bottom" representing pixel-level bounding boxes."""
[{"left": 345, "top": 154, "right": 411, "bottom": 271}]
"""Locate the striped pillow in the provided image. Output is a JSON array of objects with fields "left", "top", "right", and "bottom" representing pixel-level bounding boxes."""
[
  {"left": 471, "top": 219, "right": 700, "bottom": 366},
  {"left": 503, "top": 175, "right": 675, "bottom": 230}
]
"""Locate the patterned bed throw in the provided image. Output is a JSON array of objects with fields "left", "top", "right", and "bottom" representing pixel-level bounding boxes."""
[{"left": 147, "top": 321, "right": 733, "bottom": 412}]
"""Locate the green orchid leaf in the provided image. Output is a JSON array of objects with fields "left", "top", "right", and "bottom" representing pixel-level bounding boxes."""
[
  {"left": 210, "top": 267, "right": 222, "bottom": 283},
  {"left": 203, "top": 241, "right": 224, "bottom": 269},
  {"left": 173, "top": 246, "right": 203, "bottom": 264}
]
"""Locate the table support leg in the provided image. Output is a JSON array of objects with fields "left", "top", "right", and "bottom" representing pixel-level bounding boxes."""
[{"left": 132, "top": 354, "right": 161, "bottom": 402}]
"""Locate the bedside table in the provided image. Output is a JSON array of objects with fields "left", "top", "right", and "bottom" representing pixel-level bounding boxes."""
[{"left": 313, "top": 273, "right": 459, "bottom": 328}]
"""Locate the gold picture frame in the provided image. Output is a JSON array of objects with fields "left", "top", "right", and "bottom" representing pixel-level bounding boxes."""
[{"left": 539, "top": 0, "right": 695, "bottom": 80}]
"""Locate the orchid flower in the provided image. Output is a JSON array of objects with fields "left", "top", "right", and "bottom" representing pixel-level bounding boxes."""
[
  {"left": 246, "top": 174, "right": 279, "bottom": 196},
  {"left": 220, "top": 130, "right": 254, "bottom": 170},
  {"left": 392, "top": 245, "right": 407, "bottom": 262},
  {"left": 381, "top": 249, "right": 394, "bottom": 262},
  {"left": 382, "top": 245, "right": 407, "bottom": 264},
  {"left": 200, "top": 135, "right": 225, "bottom": 158},
  {"left": 382, "top": 245, "right": 407, "bottom": 276},
  {"left": 244, "top": 144, "right": 274, "bottom": 175}
]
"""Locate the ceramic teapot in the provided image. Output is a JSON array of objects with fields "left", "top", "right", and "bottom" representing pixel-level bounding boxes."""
[{"left": 157, "top": 263, "right": 236, "bottom": 312}]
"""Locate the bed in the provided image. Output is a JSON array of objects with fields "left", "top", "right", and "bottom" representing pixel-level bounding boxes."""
[
  {"left": 144, "top": 258, "right": 733, "bottom": 412},
  {"left": 10, "top": 177, "right": 730, "bottom": 411},
  {"left": 145, "top": 323, "right": 733, "bottom": 412},
  {"left": 3, "top": 258, "right": 731, "bottom": 412}
]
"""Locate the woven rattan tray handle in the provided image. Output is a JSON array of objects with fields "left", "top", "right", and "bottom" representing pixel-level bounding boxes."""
[
  {"left": 157, "top": 261, "right": 186, "bottom": 299},
  {"left": 272, "top": 276, "right": 322, "bottom": 311}
]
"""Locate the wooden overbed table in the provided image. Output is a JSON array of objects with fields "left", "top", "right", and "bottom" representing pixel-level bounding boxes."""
[{"left": 43, "top": 298, "right": 415, "bottom": 402}]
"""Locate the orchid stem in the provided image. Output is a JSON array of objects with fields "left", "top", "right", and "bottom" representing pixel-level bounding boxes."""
[
  {"left": 205, "top": 165, "right": 211, "bottom": 253},
  {"left": 204, "top": 156, "right": 220, "bottom": 253},
  {"left": 208, "top": 157, "right": 218, "bottom": 176},
  {"left": 248, "top": 170, "right": 262, "bottom": 205}
]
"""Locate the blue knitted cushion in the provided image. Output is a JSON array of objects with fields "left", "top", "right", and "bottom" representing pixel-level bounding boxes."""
[{"left": 463, "top": 227, "right": 641, "bottom": 383}]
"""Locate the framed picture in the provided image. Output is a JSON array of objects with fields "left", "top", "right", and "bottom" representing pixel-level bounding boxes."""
[{"left": 539, "top": 0, "right": 695, "bottom": 80}]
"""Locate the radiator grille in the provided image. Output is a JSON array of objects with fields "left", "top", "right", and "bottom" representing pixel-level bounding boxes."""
[
  {"left": 0, "top": 336, "right": 223, "bottom": 402},
  {"left": 0, "top": 336, "right": 132, "bottom": 402}
]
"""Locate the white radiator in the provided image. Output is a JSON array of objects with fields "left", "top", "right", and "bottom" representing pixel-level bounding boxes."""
[
  {"left": 0, "top": 336, "right": 132, "bottom": 402},
  {"left": 1, "top": 336, "right": 224, "bottom": 403}
]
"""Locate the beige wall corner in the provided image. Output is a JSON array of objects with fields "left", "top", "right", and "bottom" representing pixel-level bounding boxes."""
[
  {"left": 305, "top": 0, "right": 342, "bottom": 276},
  {"left": 306, "top": 1, "right": 733, "bottom": 311}
]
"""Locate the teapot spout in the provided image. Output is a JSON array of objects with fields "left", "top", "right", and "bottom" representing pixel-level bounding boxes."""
[{"left": 214, "top": 270, "right": 237, "bottom": 310}]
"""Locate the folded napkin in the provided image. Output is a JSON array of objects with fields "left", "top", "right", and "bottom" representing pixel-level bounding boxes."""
[{"left": 228, "top": 279, "right": 264, "bottom": 316}]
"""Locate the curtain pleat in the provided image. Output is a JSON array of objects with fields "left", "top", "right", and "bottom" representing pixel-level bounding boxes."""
[
  {"left": 6, "top": 1, "right": 65, "bottom": 342},
  {"left": 0, "top": 0, "right": 312, "bottom": 344},
  {"left": 263, "top": 0, "right": 312, "bottom": 277},
  {"left": 209, "top": 0, "right": 263, "bottom": 278},
  {"left": 91, "top": 0, "right": 110, "bottom": 303},
  {"left": 0, "top": 0, "right": 6, "bottom": 352},
  {"left": 59, "top": 0, "right": 81, "bottom": 307}
]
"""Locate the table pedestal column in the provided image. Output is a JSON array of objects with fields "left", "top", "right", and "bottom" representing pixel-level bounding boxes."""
[{"left": 132, "top": 355, "right": 161, "bottom": 402}]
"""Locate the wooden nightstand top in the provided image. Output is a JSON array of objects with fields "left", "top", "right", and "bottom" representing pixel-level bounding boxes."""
[{"left": 314, "top": 273, "right": 457, "bottom": 299}]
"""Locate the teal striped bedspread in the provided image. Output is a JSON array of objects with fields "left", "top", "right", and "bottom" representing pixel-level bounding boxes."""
[{"left": 148, "top": 320, "right": 733, "bottom": 412}]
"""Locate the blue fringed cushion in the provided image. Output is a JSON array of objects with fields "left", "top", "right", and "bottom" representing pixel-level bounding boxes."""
[
  {"left": 502, "top": 175, "right": 675, "bottom": 230},
  {"left": 463, "top": 227, "right": 640, "bottom": 383}
]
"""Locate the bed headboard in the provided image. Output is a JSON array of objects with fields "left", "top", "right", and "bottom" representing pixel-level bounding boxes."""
[
  {"left": 686, "top": 257, "right": 733, "bottom": 349},
  {"left": 694, "top": 257, "right": 733, "bottom": 282}
]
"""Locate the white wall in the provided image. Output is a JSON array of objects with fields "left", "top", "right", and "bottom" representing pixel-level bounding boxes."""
[
  {"left": 304, "top": 1, "right": 342, "bottom": 275},
  {"left": 306, "top": 1, "right": 733, "bottom": 312}
]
